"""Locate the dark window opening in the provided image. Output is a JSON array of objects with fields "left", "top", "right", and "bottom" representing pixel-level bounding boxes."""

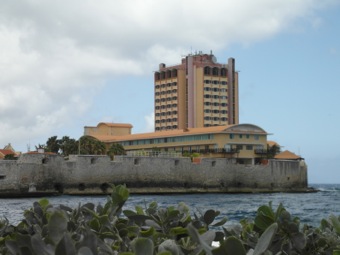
[{"left": 78, "top": 183, "right": 86, "bottom": 191}]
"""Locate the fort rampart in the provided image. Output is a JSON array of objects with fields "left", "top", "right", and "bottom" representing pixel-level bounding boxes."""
[{"left": 0, "top": 154, "right": 308, "bottom": 196}]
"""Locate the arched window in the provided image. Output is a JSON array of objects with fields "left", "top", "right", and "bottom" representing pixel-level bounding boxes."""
[
  {"left": 155, "top": 72, "right": 160, "bottom": 80},
  {"left": 171, "top": 69, "right": 178, "bottom": 77},
  {"left": 161, "top": 72, "right": 166, "bottom": 79},
  {"left": 212, "top": 67, "right": 219, "bottom": 76},
  {"left": 167, "top": 70, "right": 171, "bottom": 78},
  {"left": 221, "top": 68, "right": 227, "bottom": 77},
  {"left": 204, "top": 66, "right": 211, "bottom": 75}
]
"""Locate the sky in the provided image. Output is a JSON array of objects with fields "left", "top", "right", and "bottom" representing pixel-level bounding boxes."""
[{"left": 1, "top": 0, "right": 340, "bottom": 183}]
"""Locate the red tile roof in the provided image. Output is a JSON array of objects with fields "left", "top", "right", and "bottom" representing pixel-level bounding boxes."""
[
  {"left": 274, "top": 150, "right": 302, "bottom": 160},
  {"left": 0, "top": 149, "right": 15, "bottom": 156}
]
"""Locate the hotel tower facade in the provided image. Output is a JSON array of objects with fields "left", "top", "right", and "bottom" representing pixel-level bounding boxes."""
[{"left": 154, "top": 52, "right": 239, "bottom": 132}]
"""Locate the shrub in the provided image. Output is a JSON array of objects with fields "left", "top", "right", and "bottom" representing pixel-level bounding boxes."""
[{"left": 0, "top": 185, "right": 340, "bottom": 254}]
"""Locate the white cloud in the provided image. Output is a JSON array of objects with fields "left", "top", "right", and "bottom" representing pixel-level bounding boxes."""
[{"left": 0, "top": 0, "right": 338, "bottom": 150}]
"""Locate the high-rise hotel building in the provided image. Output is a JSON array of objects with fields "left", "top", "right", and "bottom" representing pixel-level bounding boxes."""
[{"left": 154, "top": 52, "right": 239, "bottom": 131}]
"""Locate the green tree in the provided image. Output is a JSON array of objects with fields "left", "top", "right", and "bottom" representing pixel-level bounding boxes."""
[
  {"left": 79, "top": 136, "right": 106, "bottom": 155},
  {"left": 107, "top": 143, "right": 125, "bottom": 159},
  {"left": 4, "top": 154, "right": 16, "bottom": 160},
  {"left": 267, "top": 144, "right": 280, "bottom": 159},
  {"left": 59, "top": 136, "right": 78, "bottom": 156},
  {"left": 46, "top": 136, "right": 60, "bottom": 154}
]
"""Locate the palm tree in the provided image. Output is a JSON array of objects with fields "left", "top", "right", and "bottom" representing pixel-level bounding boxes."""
[
  {"left": 79, "top": 136, "right": 106, "bottom": 155},
  {"left": 107, "top": 143, "right": 125, "bottom": 160}
]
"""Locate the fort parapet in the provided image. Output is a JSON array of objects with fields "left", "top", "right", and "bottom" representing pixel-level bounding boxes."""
[{"left": 0, "top": 154, "right": 309, "bottom": 196}]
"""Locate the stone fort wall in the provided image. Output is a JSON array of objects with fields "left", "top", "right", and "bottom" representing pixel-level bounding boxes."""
[{"left": 0, "top": 154, "right": 308, "bottom": 195}]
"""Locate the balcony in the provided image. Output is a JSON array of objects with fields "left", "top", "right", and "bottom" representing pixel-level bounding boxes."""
[
  {"left": 254, "top": 149, "right": 268, "bottom": 155},
  {"left": 195, "top": 148, "right": 239, "bottom": 154}
]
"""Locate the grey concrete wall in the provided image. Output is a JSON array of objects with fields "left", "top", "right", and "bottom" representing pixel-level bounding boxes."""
[{"left": 0, "top": 154, "right": 308, "bottom": 195}]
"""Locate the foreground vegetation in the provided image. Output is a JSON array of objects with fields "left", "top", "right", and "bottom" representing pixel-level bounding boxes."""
[{"left": 0, "top": 185, "right": 340, "bottom": 255}]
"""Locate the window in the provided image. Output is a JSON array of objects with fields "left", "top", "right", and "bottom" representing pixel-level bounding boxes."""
[
  {"left": 212, "top": 67, "right": 219, "bottom": 76},
  {"left": 246, "top": 145, "right": 253, "bottom": 150},
  {"left": 204, "top": 67, "right": 211, "bottom": 75},
  {"left": 221, "top": 68, "right": 227, "bottom": 77},
  {"left": 236, "top": 145, "right": 243, "bottom": 150},
  {"left": 239, "top": 134, "right": 243, "bottom": 138},
  {"left": 172, "top": 69, "right": 177, "bottom": 77},
  {"left": 229, "top": 134, "right": 234, "bottom": 139},
  {"left": 254, "top": 135, "right": 259, "bottom": 140},
  {"left": 246, "top": 134, "right": 250, "bottom": 139}
]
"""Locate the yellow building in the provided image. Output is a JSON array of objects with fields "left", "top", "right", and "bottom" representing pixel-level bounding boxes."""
[
  {"left": 154, "top": 52, "right": 239, "bottom": 132},
  {"left": 84, "top": 123, "right": 133, "bottom": 136},
  {"left": 86, "top": 123, "right": 269, "bottom": 165}
]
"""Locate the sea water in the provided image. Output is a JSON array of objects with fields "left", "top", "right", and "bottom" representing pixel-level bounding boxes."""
[{"left": 0, "top": 183, "right": 338, "bottom": 226}]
